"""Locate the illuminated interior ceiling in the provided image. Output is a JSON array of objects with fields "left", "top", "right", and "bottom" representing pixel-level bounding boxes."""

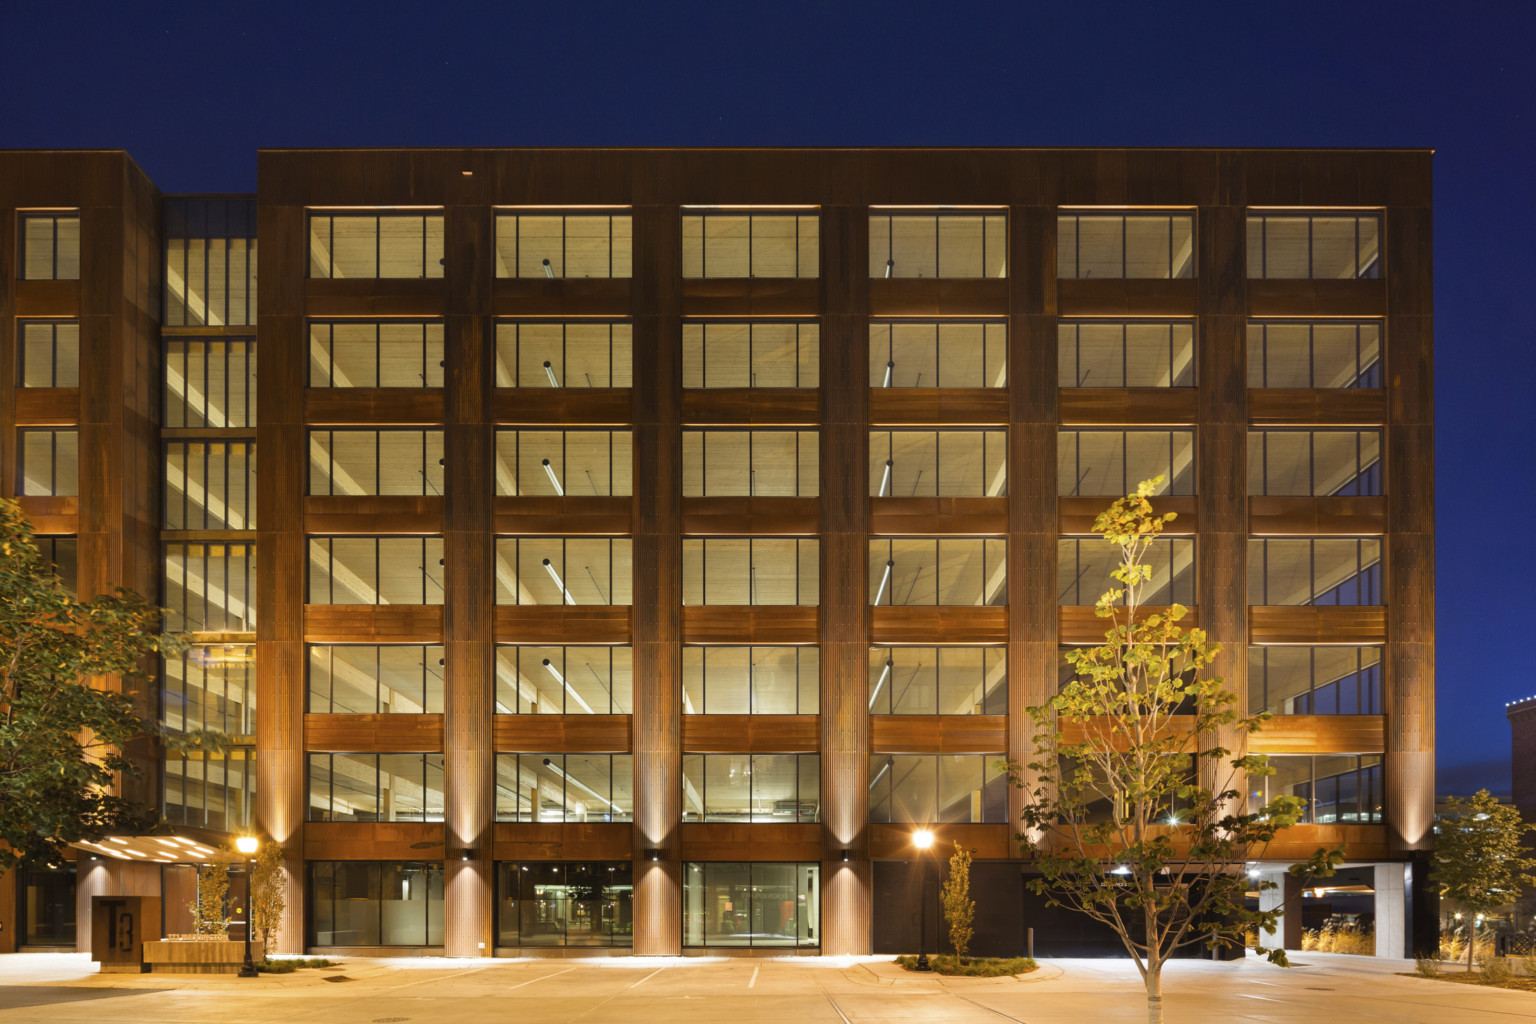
[{"left": 72, "top": 834, "right": 225, "bottom": 863}]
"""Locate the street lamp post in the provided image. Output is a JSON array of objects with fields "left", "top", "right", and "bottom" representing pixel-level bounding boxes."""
[
  {"left": 235, "top": 835, "right": 259, "bottom": 978},
  {"left": 912, "top": 829, "right": 934, "bottom": 971}
]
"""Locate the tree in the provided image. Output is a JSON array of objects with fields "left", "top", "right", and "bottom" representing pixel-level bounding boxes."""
[
  {"left": 941, "top": 841, "right": 974, "bottom": 962},
  {"left": 1434, "top": 789, "right": 1536, "bottom": 972},
  {"left": 1005, "top": 480, "right": 1339, "bottom": 1024},
  {"left": 250, "top": 839, "right": 288, "bottom": 946},
  {"left": 0, "top": 498, "right": 187, "bottom": 870},
  {"left": 192, "top": 858, "right": 231, "bottom": 935}
]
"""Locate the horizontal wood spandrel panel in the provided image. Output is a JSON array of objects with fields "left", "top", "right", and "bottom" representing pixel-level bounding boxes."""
[
  {"left": 13, "top": 279, "right": 78, "bottom": 317},
  {"left": 305, "top": 495, "right": 444, "bottom": 534},
  {"left": 491, "top": 822, "right": 632, "bottom": 861},
  {"left": 868, "top": 823, "right": 1012, "bottom": 860},
  {"left": 681, "top": 278, "right": 820, "bottom": 317},
  {"left": 1248, "top": 606, "right": 1386, "bottom": 644},
  {"left": 680, "top": 823, "right": 821, "bottom": 861},
  {"left": 15, "top": 496, "right": 79, "bottom": 535},
  {"left": 496, "top": 496, "right": 632, "bottom": 536},
  {"left": 494, "top": 715, "right": 632, "bottom": 752},
  {"left": 1060, "top": 496, "right": 1197, "bottom": 535},
  {"left": 682, "top": 497, "right": 820, "bottom": 536},
  {"left": 871, "top": 498, "right": 1008, "bottom": 536},
  {"left": 682, "top": 606, "right": 820, "bottom": 644},
  {"left": 868, "top": 390, "right": 1010, "bottom": 426},
  {"left": 1247, "top": 279, "right": 1387, "bottom": 318},
  {"left": 1248, "top": 496, "right": 1386, "bottom": 536},
  {"left": 869, "top": 607, "right": 1008, "bottom": 644},
  {"left": 495, "top": 605, "right": 633, "bottom": 644},
  {"left": 305, "top": 279, "right": 446, "bottom": 317},
  {"left": 13, "top": 389, "right": 80, "bottom": 425},
  {"left": 305, "top": 389, "right": 445, "bottom": 425},
  {"left": 682, "top": 715, "right": 820, "bottom": 752},
  {"left": 305, "top": 821, "right": 445, "bottom": 861},
  {"left": 492, "top": 279, "right": 633, "bottom": 317},
  {"left": 867, "top": 279, "right": 1009, "bottom": 317},
  {"left": 305, "top": 605, "right": 444, "bottom": 643},
  {"left": 1059, "top": 606, "right": 1199, "bottom": 645},
  {"left": 1057, "top": 279, "right": 1198, "bottom": 317},
  {"left": 492, "top": 390, "right": 632, "bottom": 426},
  {"left": 681, "top": 389, "right": 820, "bottom": 426},
  {"left": 1058, "top": 389, "right": 1198, "bottom": 426},
  {"left": 1250, "top": 715, "right": 1385, "bottom": 754},
  {"left": 1263, "top": 824, "right": 1388, "bottom": 862},
  {"left": 305, "top": 713, "right": 444, "bottom": 751},
  {"left": 1248, "top": 389, "right": 1387, "bottom": 426},
  {"left": 870, "top": 716, "right": 1008, "bottom": 754}
]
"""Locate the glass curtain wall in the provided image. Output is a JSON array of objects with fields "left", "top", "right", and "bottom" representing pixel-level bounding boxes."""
[
  {"left": 307, "top": 645, "right": 446, "bottom": 714},
  {"left": 867, "top": 538, "right": 1006, "bottom": 606},
  {"left": 164, "top": 198, "right": 257, "bottom": 326},
  {"left": 683, "top": 322, "right": 819, "bottom": 388},
  {"left": 867, "top": 755, "right": 1007, "bottom": 823},
  {"left": 869, "top": 321, "right": 1006, "bottom": 388},
  {"left": 497, "top": 862, "right": 633, "bottom": 947},
  {"left": 494, "top": 211, "right": 632, "bottom": 278},
  {"left": 681, "top": 754, "right": 820, "bottom": 822},
  {"left": 309, "top": 862, "right": 445, "bottom": 946},
  {"left": 1058, "top": 321, "right": 1195, "bottom": 388},
  {"left": 18, "top": 320, "right": 80, "bottom": 387},
  {"left": 867, "top": 647, "right": 1006, "bottom": 715},
  {"left": 868, "top": 211, "right": 1007, "bottom": 278},
  {"left": 681, "top": 646, "right": 819, "bottom": 714},
  {"left": 495, "top": 646, "right": 633, "bottom": 714},
  {"left": 495, "top": 322, "right": 632, "bottom": 387},
  {"left": 683, "top": 862, "right": 820, "bottom": 948},
  {"left": 308, "top": 321, "right": 444, "bottom": 388}
]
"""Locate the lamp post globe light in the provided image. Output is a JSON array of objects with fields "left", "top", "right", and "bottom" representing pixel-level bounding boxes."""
[
  {"left": 235, "top": 835, "right": 259, "bottom": 978},
  {"left": 912, "top": 829, "right": 934, "bottom": 971}
]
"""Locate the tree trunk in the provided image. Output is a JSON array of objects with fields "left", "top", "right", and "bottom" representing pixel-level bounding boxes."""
[
  {"left": 1145, "top": 960, "right": 1164, "bottom": 1024},
  {"left": 1467, "top": 919, "right": 1476, "bottom": 973}
]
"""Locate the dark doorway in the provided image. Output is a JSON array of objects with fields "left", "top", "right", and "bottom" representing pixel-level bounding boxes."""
[
  {"left": 18, "top": 863, "right": 76, "bottom": 947},
  {"left": 872, "top": 859, "right": 1025, "bottom": 957}
]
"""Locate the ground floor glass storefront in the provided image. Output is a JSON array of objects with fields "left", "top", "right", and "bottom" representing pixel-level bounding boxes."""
[
  {"left": 18, "top": 863, "right": 76, "bottom": 946},
  {"left": 309, "top": 861, "right": 444, "bottom": 946},
  {"left": 496, "top": 861, "right": 633, "bottom": 947},
  {"left": 683, "top": 862, "right": 819, "bottom": 948}
]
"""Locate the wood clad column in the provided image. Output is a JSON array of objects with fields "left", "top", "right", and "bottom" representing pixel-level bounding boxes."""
[
  {"left": 443, "top": 190, "right": 495, "bottom": 956},
  {"left": 819, "top": 204, "right": 871, "bottom": 955},
  {"left": 255, "top": 200, "right": 309, "bottom": 954},
  {"left": 631, "top": 204, "right": 683, "bottom": 953}
]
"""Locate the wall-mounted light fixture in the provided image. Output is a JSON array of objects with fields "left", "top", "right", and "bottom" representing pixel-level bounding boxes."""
[
  {"left": 644, "top": 848, "right": 662, "bottom": 862},
  {"left": 840, "top": 849, "right": 852, "bottom": 863}
]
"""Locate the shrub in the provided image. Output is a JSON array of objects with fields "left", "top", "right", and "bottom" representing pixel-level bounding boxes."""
[
  {"left": 1482, "top": 957, "right": 1513, "bottom": 983},
  {"left": 1301, "top": 923, "right": 1374, "bottom": 956},
  {"left": 256, "top": 957, "right": 334, "bottom": 974},
  {"left": 895, "top": 954, "right": 1038, "bottom": 977},
  {"left": 1413, "top": 956, "right": 1441, "bottom": 978}
]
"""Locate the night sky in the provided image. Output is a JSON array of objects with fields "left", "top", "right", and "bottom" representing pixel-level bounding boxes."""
[{"left": 4, "top": 0, "right": 1532, "bottom": 795}]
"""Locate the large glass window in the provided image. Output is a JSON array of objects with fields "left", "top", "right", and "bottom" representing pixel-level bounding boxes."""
[
  {"left": 1247, "top": 211, "right": 1381, "bottom": 280},
  {"left": 307, "top": 752, "right": 445, "bottom": 822},
  {"left": 18, "top": 320, "right": 79, "bottom": 387},
  {"left": 869, "top": 430, "right": 1006, "bottom": 497},
  {"left": 682, "top": 646, "right": 818, "bottom": 714},
  {"left": 1058, "top": 320, "right": 1195, "bottom": 388},
  {"left": 165, "top": 441, "right": 256, "bottom": 529},
  {"left": 867, "top": 538, "right": 1006, "bottom": 606},
  {"left": 308, "top": 211, "right": 444, "bottom": 279},
  {"left": 495, "top": 430, "right": 632, "bottom": 497},
  {"left": 1248, "top": 646, "right": 1382, "bottom": 715},
  {"left": 869, "top": 210, "right": 1007, "bottom": 279},
  {"left": 683, "top": 862, "right": 820, "bottom": 948},
  {"left": 163, "top": 645, "right": 255, "bottom": 734},
  {"left": 494, "top": 538, "right": 632, "bottom": 605},
  {"left": 1248, "top": 430, "right": 1382, "bottom": 497},
  {"left": 683, "top": 210, "right": 819, "bottom": 278},
  {"left": 166, "top": 339, "right": 257, "bottom": 427},
  {"left": 37, "top": 537, "right": 77, "bottom": 594},
  {"left": 682, "top": 538, "right": 819, "bottom": 606},
  {"left": 309, "top": 862, "right": 444, "bottom": 947},
  {"left": 1248, "top": 538, "right": 1382, "bottom": 606},
  {"left": 494, "top": 754, "right": 633, "bottom": 822},
  {"left": 495, "top": 321, "right": 631, "bottom": 388},
  {"left": 867, "top": 754, "right": 1007, "bottom": 823},
  {"left": 307, "top": 536, "right": 445, "bottom": 605},
  {"left": 683, "top": 430, "right": 818, "bottom": 497},
  {"left": 494, "top": 211, "right": 632, "bottom": 278},
  {"left": 1058, "top": 211, "right": 1195, "bottom": 279},
  {"left": 1253, "top": 755, "right": 1382, "bottom": 823},
  {"left": 868, "top": 647, "right": 1006, "bottom": 715},
  {"left": 497, "top": 862, "right": 632, "bottom": 948},
  {"left": 308, "top": 430, "right": 444, "bottom": 497},
  {"left": 682, "top": 754, "right": 820, "bottom": 823},
  {"left": 18, "top": 211, "right": 79, "bottom": 280},
  {"left": 1247, "top": 321, "right": 1382, "bottom": 388},
  {"left": 683, "top": 321, "right": 819, "bottom": 389},
  {"left": 1058, "top": 429, "right": 1196, "bottom": 497},
  {"left": 1057, "top": 536, "right": 1195, "bottom": 606},
  {"left": 19, "top": 429, "right": 77, "bottom": 496},
  {"left": 308, "top": 645, "right": 446, "bottom": 714},
  {"left": 495, "top": 646, "right": 632, "bottom": 714},
  {"left": 869, "top": 321, "right": 1006, "bottom": 388},
  {"left": 164, "top": 748, "right": 253, "bottom": 831},
  {"left": 164, "top": 542, "right": 256, "bottom": 631},
  {"left": 17, "top": 863, "right": 76, "bottom": 947},
  {"left": 164, "top": 198, "right": 257, "bottom": 327},
  {"left": 308, "top": 321, "right": 444, "bottom": 388}
]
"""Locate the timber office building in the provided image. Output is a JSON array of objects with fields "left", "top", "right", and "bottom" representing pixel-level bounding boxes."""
[{"left": 0, "top": 148, "right": 1436, "bottom": 959}]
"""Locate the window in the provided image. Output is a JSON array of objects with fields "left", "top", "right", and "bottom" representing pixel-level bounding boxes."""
[
  {"left": 164, "top": 198, "right": 257, "bottom": 327},
  {"left": 683, "top": 862, "right": 820, "bottom": 948},
  {"left": 868, "top": 647, "right": 1005, "bottom": 715},
  {"left": 1058, "top": 321, "right": 1195, "bottom": 388},
  {"left": 1248, "top": 538, "right": 1382, "bottom": 606},
  {"left": 495, "top": 430, "right": 632, "bottom": 497},
  {"left": 1248, "top": 646, "right": 1382, "bottom": 715},
  {"left": 308, "top": 645, "right": 446, "bottom": 714},
  {"left": 309, "top": 321, "right": 443, "bottom": 388},
  {"left": 1247, "top": 211, "right": 1381, "bottom": 280},
  {"left": 36, "top": 537, "right": 76, "bottom": 594},
  {"left": 494, "top": 538, "right": 631, "bottom": 606},
  {"left": 307, "top": 537, "right": 445, "bottom": 605},
  {"left": 494, "top": 754, "right": 633, "bottom": 822},
  {"left": 495, "top": 646, "right": 632, "bottom": 714},
  {"left": 19, "top": 429, "right": 77, "bottom": 496},
  {"left": 869, "top": 321, "right": 1006, "bottom": 389},
  {"left": 495, "top": 321, "right": 631, "bottom": 388},
  {"left": 1058, "top": 536, "right": 1195, "bottom": 606},
  {"left": 18, "top": 211, "right": 79, "bottom": 280},
  {"left": 309, "top": 862, "right": 444, "bottom": 947},
  {"left": 1058, "top": 211, "right": 1195, "bottom": 279},
  {"left": 682, "top": 754, "right": 819, "bottom": 823},
  {"left": 867, "top": 754, "right": 1007, "bottom": 823},
  {"left": 307, "top": 753, "right": 444, "bottom": 822},
  {"left": 163, "top": 645, "right": 255, "bottom": 734},
  {"left": 164, "top": 748, "right": 253, "bottom": 831},
  {"left": 1253, "top": 755, "right": 1382, "bottom": 823},
  {"left": 18, "top": 321, "right": 79, "bottom": 387},
  {"left": 1248, "top": 430, "right": 1382, "bottom": 497},
  {"left": 308, "top": 430, "right": 444, "bottom": 496},
  {"left": 1058, "top": 429, "right": 1196, "bottom": 497},
  {"left": 867, "top": 538, "right": 1006, "bottom": 606},
  {"left": 682, "top": 210, "right": 819, "bottom": 278},
  {"left": 164, "top": 542, "right": 256, "bottom": 632},
  {"left": 165, "top": 441, "right": 256, "bottom": 529},
  {"left": 166, "top": 339, "right": 257, "bottom": 427},
  {"left": 495, "top": 211, "right": 631, "bottom": 278},
  {"left": 497, "top": 862, "right": 632, "bottom": 948},
  {"left": 869, "top": 210, "right": 1006, "bottom": 278},
  {"left": 683, "top": 321, "right": 819, "bottom": 388},
  {"left": 682, "top": 646, "right": 819, "bottom": 714},
  {"left": 308, "top": 211, "right": 444, "bottom": 279},
  {"left": 682, "top": 538, "right": 819, "bottom": 606},
  {"left": 869, "top": 430, "right": 1006, "bottom": 497},
  {"left": 1247, "top": 321, "right": 1381, "bottom": 388},
  {"left": 683, "top": 430, "right": 818, "bottom": 497}
]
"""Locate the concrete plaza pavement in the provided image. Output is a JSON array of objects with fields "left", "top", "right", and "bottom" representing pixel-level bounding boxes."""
[{"left": 0, "top": 950, "right": 1529, "bottom": 1023}]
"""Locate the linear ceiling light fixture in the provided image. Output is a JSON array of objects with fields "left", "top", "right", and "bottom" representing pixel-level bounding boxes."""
[
  {"left": 541, "top": 458, "right": 565, "bottom": 496},
  {"left": 543, "top": 360, "right": 560, "bottom": 387},
  {"left": 869, "top": 657, "right": 893, "bottom": 710},
  {"left": 541, "top": 757, "right": 618, "bottom": 811},
  {"left": 883, "top": 360, "right": 894, "bottom": 388},
  {"left": 879, "top": 459, "right": 893, "bottom": 497},
  {"left": 542, "top": 658, "right": 595, "bottom": 714},
  {"left": 542, "top": 258, "right": 555, "bottom": 279},
  {"left": 874, "top": 559, "right": 894, "bottom": 605},
  {"left": 542, "top": 558, "right": 576, "bottom": 605}
]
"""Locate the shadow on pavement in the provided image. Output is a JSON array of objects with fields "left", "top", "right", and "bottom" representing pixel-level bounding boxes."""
[{"left": 0, "top": 986, "right": 154, "bottom": 1011}]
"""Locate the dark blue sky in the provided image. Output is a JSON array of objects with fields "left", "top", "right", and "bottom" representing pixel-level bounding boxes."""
[{"left": 5, "top": 0, "right": 1532, "bottom": 794}]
